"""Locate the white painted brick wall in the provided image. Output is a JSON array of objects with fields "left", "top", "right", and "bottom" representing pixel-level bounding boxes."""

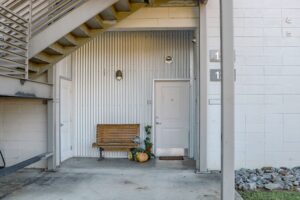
[
  {"left": 207, "top": 0, "right": 300, "bottom": 170},
  {"left": 0, "top": 99, "right": 47, "bottom": 168}
]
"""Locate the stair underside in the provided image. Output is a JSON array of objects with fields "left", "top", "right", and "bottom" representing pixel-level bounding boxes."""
[{"left": 28, "top": 1, "right": 145, "bottom": 79}]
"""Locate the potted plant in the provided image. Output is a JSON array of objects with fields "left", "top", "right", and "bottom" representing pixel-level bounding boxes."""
[{"left": 128, "top": 125, "right": 155, "bottom": 162}]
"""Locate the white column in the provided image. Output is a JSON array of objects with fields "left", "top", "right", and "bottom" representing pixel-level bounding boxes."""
[
  {"left": 220, "top": 0, "right": 235, "bottom": 199},
  {"left": 198, "top": 3, "right": 208, "bottom": 172},
  {"left": 47, "top": 68, "right": 56, "bottom": 171}
]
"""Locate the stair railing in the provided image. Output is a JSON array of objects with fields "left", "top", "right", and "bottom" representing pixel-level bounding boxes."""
[
  {"left": 0, "top": 0, "right": 87, "bottom": 79},
  {"left": 2, "top": 0, "right": 87, "bottom": 37},
  {"left": 0, "top": 2, "right": 30, "bottom": 79}
]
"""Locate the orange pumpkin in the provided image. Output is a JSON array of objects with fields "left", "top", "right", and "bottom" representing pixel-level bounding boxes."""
[{"left": 136, "top": 152, "right": 149, "bottom": 162}]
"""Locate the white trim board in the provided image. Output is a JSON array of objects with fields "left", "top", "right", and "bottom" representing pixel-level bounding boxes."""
[{"left": 112, "top": 7, "right": 199, "bottom": 31}]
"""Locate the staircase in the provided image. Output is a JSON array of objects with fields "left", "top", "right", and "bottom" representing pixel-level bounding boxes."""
[{"left": 0, "top": 0, "right": 146, "bottom": 80}]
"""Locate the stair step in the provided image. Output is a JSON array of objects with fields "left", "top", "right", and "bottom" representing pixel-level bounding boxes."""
[
  {"left": 115, "top": 0, "right": 131, "bottom": 12},
  {"left": 100, "top": 6, "right": 119, "bottom": 21},
  {"left": 32, "top": 52, "right": 61, "bottom": 64},
  {"left": 78, "top": 24, "right": 92, "bottom": 37},
  {"left": 71, "top": 24, "right": 92, "bottom": 38},
  {"left": 44, "top": 47, "right": 64, "bottom": 56},
  {"left": 86, "top": 15, "right": 105, "bottom": 29},
  {"left": 46, "top": 43, "right": 67, "bottom": 55},
  {"left": 61, "top": 34, "right": 79, "bottom": 46}
]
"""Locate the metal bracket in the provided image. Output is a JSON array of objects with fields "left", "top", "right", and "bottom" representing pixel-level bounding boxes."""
[{"left": 20, "top": 79, "right": 26, "bottom": 85}]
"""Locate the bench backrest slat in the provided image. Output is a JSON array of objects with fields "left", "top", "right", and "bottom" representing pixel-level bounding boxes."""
[{"left": 96, "top": 124, "right": 140, "bottom": 145}]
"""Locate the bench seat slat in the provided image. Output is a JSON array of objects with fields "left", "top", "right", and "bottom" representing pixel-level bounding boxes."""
[
  {"left": 95, "top": 146, "right": 137, "bottom": 148},
  {"left": 96, "top": 143, "right": 137, "bottom": 146},
  {"left": 97, "top": 134, "right": 137, "bottom": 138}
]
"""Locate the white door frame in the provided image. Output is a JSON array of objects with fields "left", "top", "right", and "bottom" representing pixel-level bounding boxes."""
[
  {"left": 59, "top": 77, "right": 73, "bottom": 163},
  {"left": 152, "top": 79, "right": 194, "bottom": 158}
]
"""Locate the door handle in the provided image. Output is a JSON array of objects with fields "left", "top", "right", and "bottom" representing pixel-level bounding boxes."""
[
  {"left": 60, "top": 123, "right": 64, "bottom": 127},
  {"left": 156, "top": 122, "right": 162, "bottom": 125}
]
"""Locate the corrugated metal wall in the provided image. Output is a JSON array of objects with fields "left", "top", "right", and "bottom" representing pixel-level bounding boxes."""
[{"left": 72, "top": 31, "right": 193, "bottom": 157}]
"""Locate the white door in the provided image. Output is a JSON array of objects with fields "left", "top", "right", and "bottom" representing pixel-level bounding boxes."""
[
  {"left": 60, "top": 79, "right": 73, "bottom": 162},
  {"left": 155, "top": 81, "right": 190, "bottom": 156}
]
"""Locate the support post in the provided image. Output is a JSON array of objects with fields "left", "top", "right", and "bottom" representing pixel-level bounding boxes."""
[
  {"left": 197, "top": 3, "right": 208, "bottom": 173},
  {"left": 25, "top": 0, "right": 32, "bottom": 80},
  {"left": 220, "top": 0, "right": 235, "bottom": 199},
  {"left": 47, "top": 68, "right": 56, "bottom": 171}
]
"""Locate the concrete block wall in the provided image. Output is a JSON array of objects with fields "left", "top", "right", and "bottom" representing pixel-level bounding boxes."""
[
  {"left": 207, "top": 0, "right": 300, "bottom": 169},
  {"left": 0, "top": 98, "right": 47, "bottom": 168}
]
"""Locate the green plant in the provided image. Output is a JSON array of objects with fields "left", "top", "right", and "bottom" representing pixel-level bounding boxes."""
[
  {"left": 144, "top": 125, "right": 152, "bottom": 149},
  {"left": 129, "top": 125, "right": 155, "bottom": 161},
  {"left": 144, "top": 125, "right": 155, "bottom": 159}
]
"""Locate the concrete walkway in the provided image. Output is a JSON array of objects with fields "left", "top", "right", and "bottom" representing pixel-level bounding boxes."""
[{"left": 0, "top": 158, "right": 241, "bottom": 200}]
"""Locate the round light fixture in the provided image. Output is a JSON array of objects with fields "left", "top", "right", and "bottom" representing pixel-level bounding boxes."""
[
  {"left": 165, "top": 56, "right": 173, "bottom": 64},
  {"left": 116, "top": 70, "right": 123, "bottom": 81}
]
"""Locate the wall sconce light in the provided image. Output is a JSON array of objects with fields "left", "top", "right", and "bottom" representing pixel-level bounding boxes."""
[
  {"left": 116, "top": 70, "right": 123, "bottom": 81},
  {"left": 165, "top": 56, "right": 173, "bottom": 64}
]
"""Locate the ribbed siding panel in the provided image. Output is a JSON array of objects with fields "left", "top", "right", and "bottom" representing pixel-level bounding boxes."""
[{"left": 73, "top": 31, "right": 192, "bottom": 157}]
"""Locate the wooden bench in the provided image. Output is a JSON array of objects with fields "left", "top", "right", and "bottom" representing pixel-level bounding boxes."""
[{"left": 92, "top": 124, "right": 140, "bottom": 160}]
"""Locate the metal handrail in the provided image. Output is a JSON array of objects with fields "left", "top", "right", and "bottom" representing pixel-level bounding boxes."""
[
  {"left": 0, "top": 12, "right": 27, "bottom": 29},
  {"left": 0, "top": 38, "right": 27, "bottom": 51},
  {"left": 0, "top": 4, "right": 27, "bottom": 23},
  {"left": 0, "top": 21, "right": 26, "bottom": 36},
  {"left": 2, "top": 0, "right": 87, "bottom": 37},
  {"left": 32, "top": 0, "right": 87, "bottom": 36},
  {"left": 0, "top": 2, "right": 29, "bottom": 78}
]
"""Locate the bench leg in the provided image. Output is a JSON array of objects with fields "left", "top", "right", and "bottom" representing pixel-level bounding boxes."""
[{"left": 98, "top": 148, "right": 104, "bottom": 161}]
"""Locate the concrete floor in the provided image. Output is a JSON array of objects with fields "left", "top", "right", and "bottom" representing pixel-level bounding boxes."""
[{"left": 0, "top": 158, "right": 242, "bottom": 200}]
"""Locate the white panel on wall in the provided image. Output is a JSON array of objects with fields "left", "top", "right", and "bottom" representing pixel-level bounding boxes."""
[
  {"left": 0, "top": 98, "right": 47, "bottom": 168},
  {"left": 72, "top": 31, "right": 192, "bottom": 157},
  {"left": 56, "top": 56, "right": 72, "bottom": 80},
  {"left": 54, "top": 55, "right": 73, "bottom": 165}
]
